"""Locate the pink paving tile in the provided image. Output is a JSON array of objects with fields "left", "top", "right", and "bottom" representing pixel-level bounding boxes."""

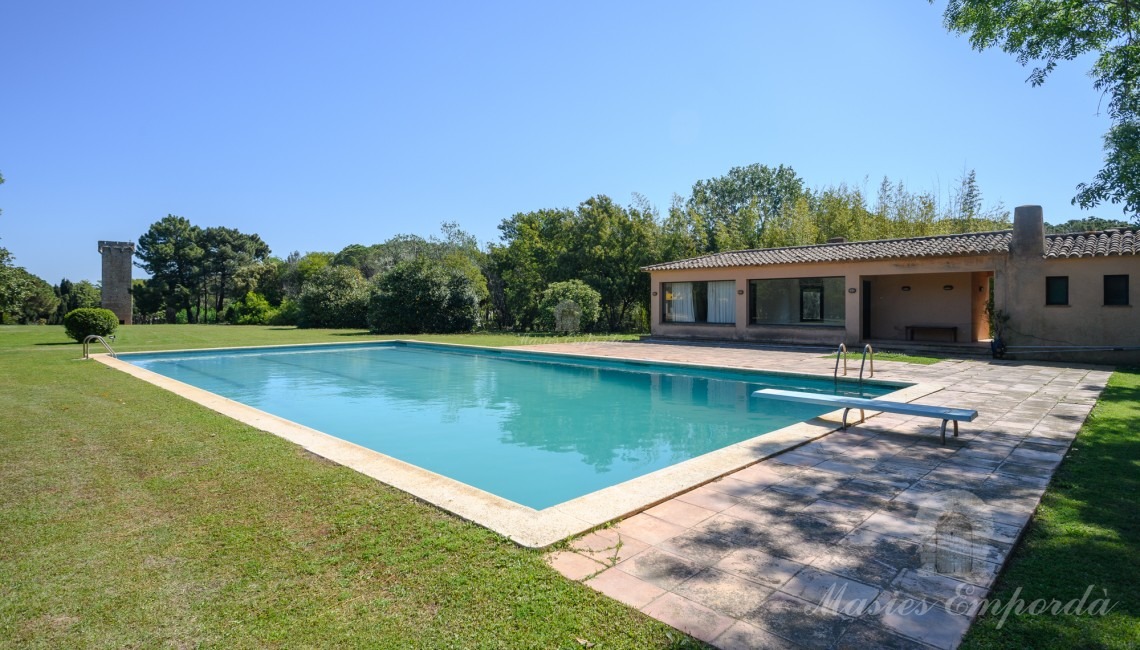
[
  {"left": 585, "top": 567, "right": 666, "bottom": 609},
  {"left": 703, "top": 475, "right": 770, "bottom": 499},
  {"left": 641, "top": 592, "right": 736, "bottom": 644},
  {"left": 545, "top": 550, "right": 605, "bottom": 581},
  {"left": 713, "top": 620, "right": 799, "bottom": 650},
  {"left": 617, "top": 547, "right": 703, "bottom": 590},
  {"left": 646, "top": 498, "right": 718, "bottom": 528},
  {"left": 727, "top": 463, "right": 787, "bottom": 487},
  {"left": 674, "top": 484, "right": 743, "bottom": 512},
  {"left": 871, "top": 590, "right": 972, "bottom": 650},
  {"left": 609, "top": 512, "right": 688, "bottom": 545},
  {"left": 570, "top": 530, "right": 649, "bottom": 566}
]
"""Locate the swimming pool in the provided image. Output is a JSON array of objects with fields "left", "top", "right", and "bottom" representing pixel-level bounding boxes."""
[{"left": 121, "top": 341, "right": 902, "bottom": 510}]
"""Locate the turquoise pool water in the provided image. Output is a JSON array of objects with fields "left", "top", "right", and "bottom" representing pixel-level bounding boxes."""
[{"left": 124, "top": 342, "right": 902, "bottom": 509}]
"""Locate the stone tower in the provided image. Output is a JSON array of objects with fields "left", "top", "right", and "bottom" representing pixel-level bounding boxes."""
[{"left": 98, "top": 241, "right": 136, "bottom": 325}]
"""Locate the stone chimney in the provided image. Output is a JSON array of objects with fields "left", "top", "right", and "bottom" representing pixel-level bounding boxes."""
[{"left": 1011, "top": 205, "right": 1044, "bottom": 258}]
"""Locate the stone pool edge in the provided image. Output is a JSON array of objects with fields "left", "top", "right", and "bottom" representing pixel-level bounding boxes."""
[{"left": 94, "top": 341, "right": 940, "bottom": 548}]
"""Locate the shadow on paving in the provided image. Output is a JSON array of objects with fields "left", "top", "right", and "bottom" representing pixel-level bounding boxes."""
[{"left": 961, "top": 375, "right": 1140, "bottom": 649}]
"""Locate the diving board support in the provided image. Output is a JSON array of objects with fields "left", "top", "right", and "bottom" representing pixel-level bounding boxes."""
[
  {"left": 752, "top": 388, "right": 978, "bottom": 444},
  {"left": 841, "top": 406, "right": 865, "bottom": 429}
]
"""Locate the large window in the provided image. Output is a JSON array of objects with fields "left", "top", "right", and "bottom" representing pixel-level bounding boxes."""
[
  {"left": 662, "top": 281, "right": 736, "bottom": 324},
  {"left": 750, "top": 277, "right": 845, "bottom": 326},
  {"left": 1045, "top": 276, "right": 1069, "bottom": 306},
  {"left": 1104, "top": 275, "right": 1129, "bottom": 306}
]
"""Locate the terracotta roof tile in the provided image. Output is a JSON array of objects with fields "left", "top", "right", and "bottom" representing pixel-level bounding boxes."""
[
  {"left": 642, "top": 228, "right": 1140, "bottom": 271},
  {"left": 1043, "top": 229, "right": 1140, "bottom": 258},
  {"left": 643, "top": 231, "right": 1014, "bottom": 271}
]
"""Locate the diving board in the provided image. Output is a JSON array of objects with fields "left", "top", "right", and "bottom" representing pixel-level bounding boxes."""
[{"left": 752, "top": 388, "right": 978, "bottom": 444}]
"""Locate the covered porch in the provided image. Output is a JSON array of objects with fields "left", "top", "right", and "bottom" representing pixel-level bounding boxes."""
[{"left": 859, "top": 270, "right": 993, "bottom": 344}]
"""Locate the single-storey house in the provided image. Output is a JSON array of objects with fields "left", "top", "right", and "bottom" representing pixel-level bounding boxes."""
[{"left": 643, "top": 206, "right": 1139, "bottom": 363}]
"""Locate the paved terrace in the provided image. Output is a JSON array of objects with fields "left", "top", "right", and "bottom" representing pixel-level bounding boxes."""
[{"left": 531, "top": 342, "right": 1111, "bottom": 650}]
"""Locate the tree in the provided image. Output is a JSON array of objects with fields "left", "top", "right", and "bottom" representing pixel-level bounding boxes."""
[
  {"left": 135, "top": 215, "right": 204, "bottom": 323},
  {"left": 490, "top": 208, "right": 575, "bottom": 330},
  {"left": 367, "top": 257, "right": 480, "bottom": 334},
  {"left": 1046, "top": 216, "right": 1133, "bottom": 233},
  {"left": 54, "top": 279, "right": 102, "bottom": 323},
  {"left": 937, "top": 0, "right": 1140, "bottom": 218},
  {"left": 15, "top": 270, "right": 59, "bottom": 323},
  {"left": 281, "top": 251, "right": 333, "bottom": 298},
  {"left": 491, "top": 196, "right": 659, "bottom": 332},
  {"left": 296, "top": 265, "right": 370, "bottom": 329},
  {"left": 0, "top": 172, "right": 31, "bottom": 317},
  {"left": 199, "top": 226, "right": 270, "bottom": 321},
  {"left": 686, "top": 163, "right": 807, "bottom": 252},
  {"left": 568, "top": 195, "right": 659, "bottom": 331},
  {"left": 132, "top": 278, "right": 168, "bottom": 323}
]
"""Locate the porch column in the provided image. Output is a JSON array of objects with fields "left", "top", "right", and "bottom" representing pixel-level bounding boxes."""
[{"left": 845, "top": 272, "right": 860, "bottom": 345}]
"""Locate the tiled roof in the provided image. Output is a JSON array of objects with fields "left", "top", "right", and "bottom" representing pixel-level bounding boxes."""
[
  {"left": 642, "top": 231, "right": 1014, "bottom": 271},
  {"left": 642, "top": 228, "right": 1140, "bottom": 271},
  {"left": 1044, "top": 229, "right": 1140, "bottom": 258}
]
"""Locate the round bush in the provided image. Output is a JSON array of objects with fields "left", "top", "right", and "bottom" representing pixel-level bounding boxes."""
[
  {"left": 537, "top": 280, "right": 601, "bottom": 332},
  {"left": 296, "top": 266, "right": 370, "bottom": 329},
  {"left": 63, "top": 307, "right": 119, "bottom": 343}
]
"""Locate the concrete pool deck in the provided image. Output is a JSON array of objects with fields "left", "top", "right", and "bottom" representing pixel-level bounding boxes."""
[{"left": 534, "top": 342, "right": 1111, "bottom": 650}]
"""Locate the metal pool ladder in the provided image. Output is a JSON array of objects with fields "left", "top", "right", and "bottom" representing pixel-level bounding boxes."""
[
  {"left": 859, "top": 344, "right": 874, "bottom": 384},
  {"left": 835, "top": 343, "right": 875, "bottom": 385},
  {"left": 83, "top": 335, "right": 117, "bottom": 359}
]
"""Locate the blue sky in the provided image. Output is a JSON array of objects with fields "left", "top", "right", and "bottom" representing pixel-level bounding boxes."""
[{"left": 0, "top": 1, "right": 1114, "bottom": 283}]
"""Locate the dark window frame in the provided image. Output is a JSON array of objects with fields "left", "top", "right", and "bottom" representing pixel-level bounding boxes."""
[
  {"left": 1045, "top": 276, "right": 1069, "bottom": 306},
  {"left": 748, "top": 276, "right": 844, "bottom": 326},
  {"left": 799, "top": 283, "right": 823, "bottom": 322},
  {"left": 1104, "top": 274, "right": 1130, "bottom": 306},
  {"left": 661, "top": 281, "right": 710, "bottom": 323}
]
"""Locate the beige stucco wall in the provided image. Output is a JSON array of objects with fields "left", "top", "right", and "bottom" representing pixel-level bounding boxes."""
[
  {"left": 864, "top": 272, "right": 975, "bottom": 341},
  {"left": 998, "top": 254, "right": 1140, "bottom": 348},
  {"left": 649, "top": 255, "right": 1000, "bottom": 346}
]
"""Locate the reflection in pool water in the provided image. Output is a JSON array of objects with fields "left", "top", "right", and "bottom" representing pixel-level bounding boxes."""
[{"left": 124, "top": 343, "right": 900, "bottom": 509}]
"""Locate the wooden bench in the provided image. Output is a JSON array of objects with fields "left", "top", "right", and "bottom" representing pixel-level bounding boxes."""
[
  {"left": 752, "top": 388, "right": 978, "bottom": 444},
  {"left": 905, "top": 325, "right": 958, "bottom": 342}
]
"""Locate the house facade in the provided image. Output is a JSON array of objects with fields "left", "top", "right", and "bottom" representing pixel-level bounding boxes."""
[{"left": 643, "top": 206, "right": 1139, "bottom": 362}]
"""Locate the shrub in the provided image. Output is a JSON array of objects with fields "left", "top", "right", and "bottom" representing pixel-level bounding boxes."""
[
  {"left": 368, "top": 258, "right": 480, "bottom": 334},
  {"left": 63, "top": 307, "right": 119, "bottom": 342},
  {"left": 537, "top": 280, "right": 601, "bottom": 332},
  {"left": 270, "top": 298, "right": 299, "bottom": 326},
  {"left": 297, "top": 266, "right": 370, "bottom": 328},
  {"left": 228, "top": 292, "right": 275, "bottom": 325}
]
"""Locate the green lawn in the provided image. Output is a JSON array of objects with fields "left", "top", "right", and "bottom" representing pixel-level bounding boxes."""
[
  {"left": 5, "top": 325, "right": 1136, "bottom": 648},
  {"left": 820, "top": 351, "right": 943, "bottom": 365},
  {"left": 0, "top": 325, "right": 682, "bottom": 649},
  {"left": 962, "top": 368, "right": 1140, "bottom": 649}
]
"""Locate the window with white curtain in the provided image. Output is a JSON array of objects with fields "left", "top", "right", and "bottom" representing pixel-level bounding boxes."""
[
  {"left": 706, "top": 280, "right": 735, "bottom": 323},
  {"left": 662, "top": 281, "right": 736, "bottom": 324}
]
